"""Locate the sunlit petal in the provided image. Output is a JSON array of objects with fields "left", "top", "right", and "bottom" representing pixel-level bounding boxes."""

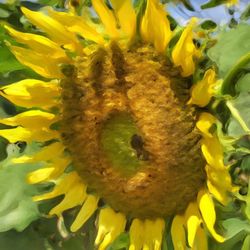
[
  {"left": 198, "top": 190, "right": 225, "bottom": 243},
  {"left": 0, "top": 79, "right": 61, "bottom": 108},
  {"left": 47, "top": 7, "right": 104, "bottom": 44},
  {"left": 129, "top": 219, "right": 144, "bottom": 250},
  {"left": 0, "top": 126, "right": 59, "bottom": 143},
  {"left": 70, "top": 195, "right": 99, "bottom": 232},
  {"left": 49, "top": 182, "right": 87, "bottom": 216},
  {"left": 92, "top": 0, "right": 118, "bottom": 38},
  {"left": 21, "top": 7, "right": 80, "bottom": 52},
  {"left": 110, "top": 0, "right": 136, "bottom": 40},
  {"left": 171, "top": 215, "right": 186, "bottom": 250},
  {"left": 9, "top": 46, "right": 64, "bottom": 78},
  {"left": 12, "top": 142, "right": 65, "bottom": 164},
  {"left": 144, "top": 218, "right": 165, "bottom": 250},
  {"left": 196, "top": 112, "right": 217, "bottom": 138},
  {"left": 5, "top": 25, "right": 68, "bottom": 59},
  {"left": 33, "top": 172, "right": 81, "bottom": 200},
  {"left": 95, "top": 207, "right": 126, "bottom": 250},
  {"left": 172, "top": 18, "right": 201, "bottom": 76},
  {"left": 0, "top": 110, "right": 57, "bottom": 129},
  {"left": 189, "top": 69, "right": 218, "bottom": 107},
  {"left": 140, "top": 0, "right": 172, "bottom": 52}
]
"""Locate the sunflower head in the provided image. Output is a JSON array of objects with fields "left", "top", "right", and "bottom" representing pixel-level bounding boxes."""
[{"left": 60, "top": 41, "right": 206, "bottom": 219}]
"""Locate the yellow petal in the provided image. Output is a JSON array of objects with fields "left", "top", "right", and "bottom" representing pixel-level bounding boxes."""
[
  {"left": 70, "top": 195, "right": 99, "bottom": 232},
  {"left": 49, "top": 182, "right": 87, "bottom": 216},
  {"left": 12, "top": 142, "right": 65, "bottom": 163},
  {"left": 33, "top": 172, "right": 81, "bottom": 201},
  {"left": 27, "top": 156, "right": 71, "bottom": 184},
  {"left": 0, "top": 127, "right": 30, "bottom": 143},
  {"left": 0, "top": 109, "right": 59, "bottom": 143},
  {"left": 187, "top": 216, "right": 201, "bottom": 248},
  {"left": 198, "top": 190, "right": 225, "bottom": 243},
  {"left": 140, "top": 0, "right": 172, "bottom": 52},
  {"left": 206, "top": 165, "right": 235, "bottom": 205},
  {"left": 21, "top": 7, "right": 80, "bottom": 52},
  {"left": 9, "top": 45, "right": 64, "bottom": 78},
  {"left": 27, "top": 168, "right": 55, "bottom": 184},
  {"left": 206, "top": 166, "right": 232, "bottom": 189},
  {"left": 110, "top": 0, "right": 136, "bottom": 40},
  {"left": 129, "top": 219, "right": 144, "bottom": 250},
  {"left": 184, "top": 202, "right": 202, "bottom": 248},
  {"left": 196, "top": 112, "right": 217, "bottom": 138},
  {"left": 92, "top": 0, "right": 119, "bottom": 38},
  {"left": 226, "top": 0, "right": 238, "bottom": 6},
  {"left": 95, "top": 207, "right": 126, "bottom": 250},
  {"left": 144, "top": 218, "right": 165, "bottom": 250},
  {"left": 0, "top": 79, "right": 60, "bottom": 108},
  {"left": 5, "top": 25, "right": 68, "bottom": 59},
  {"left": 47, "top": 156, "right": 72, "bottom": 179},
  {"left": 184, "top": 201, "right": 200, "bottom": 221},
  {"left": 189, "top": 69, "right": 217, "bottom": 107},
  {"left": 201, "top": 136, "right": 225, "bottom": 170},
  {"left": 207, "top": 179, "right": 228, "bottom": 205},
  {"left": 193, "top": 227, "right": 208, "bottom": 250},
  {"left": 0, "top": 110, "right": 56, "bottom": 129},
  {"left": 47, "top": 7, "right": 104, "bottom": 44},
  {"left": 171, "top": 215, "right": 186, "bottom": 250},
  {"left": 172, "top": 18, "right": 200, "bottom": 77},
  {"left": 0, "top": 126, "right": 59, "bottom": 143}
]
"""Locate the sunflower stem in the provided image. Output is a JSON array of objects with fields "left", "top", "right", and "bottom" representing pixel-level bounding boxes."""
[
  {"left": 221, "top": 52, "right": 250, "bottom": 95},
  {"left": 226, "top": 100, "right": 250, "bottom": 133}
]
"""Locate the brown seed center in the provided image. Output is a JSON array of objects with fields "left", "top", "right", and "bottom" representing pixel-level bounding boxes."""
[{"left": 61, "top": 43, "right": 205, "bottom": 219}]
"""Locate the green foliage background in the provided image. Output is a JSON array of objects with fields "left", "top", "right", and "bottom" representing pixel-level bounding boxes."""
[{"left": 0, "top": 0, "right": 250, "bottom": 249}]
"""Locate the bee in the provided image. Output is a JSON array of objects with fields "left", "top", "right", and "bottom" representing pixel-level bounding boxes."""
[
  {"left": 130, "top": 134, "right": 149, "bottom": 161},
  {"left": 65, "top": 0, "right": 80, "bottom": 9}
]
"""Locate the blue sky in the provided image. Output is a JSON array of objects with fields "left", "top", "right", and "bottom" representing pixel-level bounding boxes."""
[
  {"left": 0, "top": 0, "right": 249, "bottom": 25},
  {"left": 166, "top": 0, "right": 249, "bottom": 25}
]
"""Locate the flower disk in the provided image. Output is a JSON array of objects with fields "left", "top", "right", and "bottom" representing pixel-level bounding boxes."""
[{"left": 61, "top": 43, "right": 206, "bottom": 219}]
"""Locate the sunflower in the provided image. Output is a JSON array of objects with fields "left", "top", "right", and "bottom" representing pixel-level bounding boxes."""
[{"left": 0, "top": 0, "right": 238, "bottom": 249}]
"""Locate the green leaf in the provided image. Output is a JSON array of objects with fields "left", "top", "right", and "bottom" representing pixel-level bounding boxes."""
[
  {"left": 83, "top": 0, "right": 92, "bottom": 7},
  {"left": 164, "top": 0, "right": 194, "bottom": 11},
  {"left": 38, "top": 0, "right": 64, "bottom": 8},
  {"left": 240, "top": 4, "right": 250, "bottom": 21},
  {"left": 0, "top": 226, "right": 46, "bottom": 250},
  {"left": 0, "top": 7, "right": 10, "bottom": 18},
  {"left": 0, "top": 44, "right": 26, "bottom": 73},
  {"left": 0, "top": 27, "right": 27, "bottom": 74},
  {"left": 0, "top": 215, "right": 96, "bottom": 250},
  {"left": 242, "top": 235, "right": 250, "bottom": 250},
  {"left": 208, "top": 24, "right": 250, "bottom": 77},
  {"left": 222, "top": 218, "right": 250, "bottom": 239},
  {"left": 0, "top": 137, "right": 8, "bottom": 161},
  {"left": 238, "top": 180, "right": 250, "bottom": 221},
  {"left": 134, "top": 0, "right": 147, "bottom": 34},
  {"left": 220, "top": 53, "right": 250, "bottom": 95},
  {"left": 0, "top": 144, "right": 40, "bottom": 232},
  {"left": 209, "top": 231, "right": 245, "bottom": 250},
  {"left": 226, "top": 93, "right": 250, "bottom": 138},
  {"left": 235, "top": 73, "right": 250, "bottom": 93},
  {"left": 241, "top": 156, "right": 250, "bottom": 171},
  {"left": 107, "top": 233, "right": 130, "bottom": 250},
  {"left": 201, "top": 20, "right": 217, "bottom": 30},
  {"left": 0, "top": 47, "right": 27, "bottom": 73},
  {"left": 201, "top": 0, "right": 231, "bottom": 9}
]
